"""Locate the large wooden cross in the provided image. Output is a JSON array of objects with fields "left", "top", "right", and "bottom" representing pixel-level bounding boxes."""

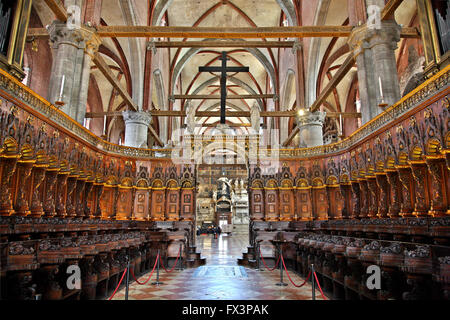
[{"left": 199, "top": 51, "right": 249, "bottom": 124}]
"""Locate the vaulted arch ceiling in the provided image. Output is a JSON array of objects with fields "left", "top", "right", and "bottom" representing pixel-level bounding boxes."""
[
  {"left": 152, "top": 0, "right": 297, "bottom": 27},
  {"left": 170, "top": 41, "right": 278, "bottom": 97},
  {"left": 160, "top": 0, "right": 288, "bottom": 137}
]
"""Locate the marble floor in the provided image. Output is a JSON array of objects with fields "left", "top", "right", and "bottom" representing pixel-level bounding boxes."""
[{"left": 111, "top": 233, "right": 324, "bottom": 300}]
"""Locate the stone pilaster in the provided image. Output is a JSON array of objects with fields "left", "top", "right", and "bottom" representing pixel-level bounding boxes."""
[
  {"left": 348, "top": 15, "right": 401, "bottom": 124},
  {"left": 296, "top": 110, "right": 326, "bottom": 147},
  {"left": 123, "top": 111, "right": 152, "bottom": 148}
]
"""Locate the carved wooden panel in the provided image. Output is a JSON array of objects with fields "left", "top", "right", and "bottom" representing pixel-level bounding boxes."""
[
  {"left": 151, "top": 190, "right": 165, "bottom": 220},
  {"left": 180, "top": 189, "right": 194, "bottom": 220},
  {"left": 264, "top": 189, "right": 278, "bottom": 221},
  {"left": 166, "top": 190, "right": 179, "bottom": 220},
  {"left": 250, "top": 189, "right": 264, "bottom": 220},
  {"left": 312, "top": 187, "right": 328, "bottom": 220},
  {"left": 279, "top": 189, "right": 294, "bottom": 220},
  {"left": 134, "top": 190, "right": 149, "bottom": 221},
  {"left": 100, "top": 187, "right": 114, "bottom": 219},
  {"left": 116, "top": 189, "right": 132, "bottom": 220}
]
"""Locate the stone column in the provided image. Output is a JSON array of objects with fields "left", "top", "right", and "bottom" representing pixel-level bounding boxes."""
[
  {"left": 296, "top": 110, "right": 326, "bottom": 147},
  {"left": 348, "top": 3, "right": 401, "bottom": 124},
  {"left": 47, "top": 21, "right": 85, "bottom": 119},
  {"left": 123, "top": 111, "right": 152, "bottom": 148},
  {"left": 47, "top": 21, "right": 100, "bottom": 124},
  {"left": 292, "top": 41, "right": 306, "bottom": 111},
  {"left": 76, "top": 29, "right": 101, "bottom": 124}
]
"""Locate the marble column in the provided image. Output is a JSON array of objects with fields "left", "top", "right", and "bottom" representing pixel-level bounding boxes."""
[
  {"left": 122, "top": 111, "right": 152, "bottom": 148},
  {"left": 296, "top": 110, "right": 326, "bottom": 147},
  {"left": 348, "top": 2, "right": 401, "bottom": 124}
]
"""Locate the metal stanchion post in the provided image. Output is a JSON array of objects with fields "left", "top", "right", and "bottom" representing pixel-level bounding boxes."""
[
  {"left": 176, "top": 243, "right": 184, "bottom": 271},
  {"left": 152, "top": 249, "right": 164, "bottom": 285},
  {"left": 311, "top": 264, "right": 316, "bottom": 300},
  {"left": 256, "top": 243, "right": 261, "bottom": 271},
  {"left": 276, "top": 244, "right": 287, "bottom": 286},
  {"left": 125, "top": 256, "right": 130, "bottom": 300}
]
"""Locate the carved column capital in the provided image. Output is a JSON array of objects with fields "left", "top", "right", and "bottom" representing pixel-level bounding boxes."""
[
  {"left": 296, "top": 110, "right": 326, "bottom": 128},
  {"left": 147, "top": 40, "right": 157, "bottom": 54},
  {"left": 47, "top": 21, "right": 86, "bottom": 50},
  {"left": 347, "top": 21, "right": 401, "bottom": 54},
  {"left": 122, "top": 111, "right": 152, "bottom": 127},
  {"left": 82, "top": 28, "right": 102, "bottom": 59},
  {"left": 291, "top": 40, "right": 303, "bottom": 54}
]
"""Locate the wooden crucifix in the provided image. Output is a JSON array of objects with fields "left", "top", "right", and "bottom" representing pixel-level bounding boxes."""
[{"left": 199, "top": 51, "right": 249, "bottom": 124}]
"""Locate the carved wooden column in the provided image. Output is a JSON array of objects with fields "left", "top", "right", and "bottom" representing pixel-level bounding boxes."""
[
  {"left": 326, "top": 183, "right": 342, "bottom": 219},
  {"left": 43, "top": 167, "right": 59, "bottom": 218},
  {"left": 14, "top": 160, "right": 34, "bottom": 216},
  {"left": 386, "top": 170, "right": 401, "bottom": 218},
  {"left": 83, "top": 181, "right": 94, "bottom": 218},
  {"left": 426, "top": 156, "right": 447, "bottom": 217},
  {"left": 375, "top": 172, "right": 389, "bottom": 218},
  {"left": 130, "top": 188, "right": 136, "bottom": 220},
  {"left": 339, "top": 183, "right": 351, "bottom": 219},
  {"left": 146, "top": 187, "right": 152, "bottom": 221},
  {"left": 0, "top": 157, "right": 18, "bottom": 216},
  {"left": 29, "top": 166, "right": 47, "bottom": 218},
  {"left": 65, "top": 177, "right": 77, "bottom": 217},
  {"left": 350, "top": 181, "right": 361, "bottom": 219},
  {"left": 358, "top": 179, "right": 369, "bottom": 218},
  {"left": 446, "top": 150, "right": 450, "bottom": 215},
  {"left": 55, "top": 165, "right": 70, "bottom": 218},
  {"left": 75, "top": 178, "right": 87, "bottom": 218},
  {"left": 111, "top": 186, "right": 119, "bottom": 220},
  {"left": 93, "top": 183, "right": 104, "bottom": 219},
  {"left": 366, "top": 176, "right": 378, "bottom": 218},
  {"left": 410, "top": 161, "right": 430, "bottom": 216},
  {"left": 396, "top": 165, "right": 415, "bottom": 217}
]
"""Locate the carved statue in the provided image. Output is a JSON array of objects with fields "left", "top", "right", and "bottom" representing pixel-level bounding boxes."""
[
  {"left": 240, "top": 178, "right": 244, "bottom": 190},
  {"left": 250, "top": 102, "right": 260, "bottom": 133},
  {"left": 221, "top": 182, "right": 227, "bottom": 194}
]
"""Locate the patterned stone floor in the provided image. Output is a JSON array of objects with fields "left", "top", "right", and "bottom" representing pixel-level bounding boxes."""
[{"left": 111, "top": 233, "right": 324, "bottom": 300}]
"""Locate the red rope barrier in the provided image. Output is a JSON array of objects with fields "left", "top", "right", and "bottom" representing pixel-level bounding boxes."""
[
  {"left": 280, "top": 254, "right": 311, "bottom": 288},
  {"left": 259, "top": 247, "right": 280, "bottom": 272},
  {"left": 108, "top": 267, "right": 128, "bottom": 300},
  {"left": 313, "top": 272, "right": 328, "bottom": 300},
  {"left": 130, "top": 253, "right": 159, "bottom": 285},
  {"left": 159, "top": 247, "right": 181, "bottom": 273}
]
